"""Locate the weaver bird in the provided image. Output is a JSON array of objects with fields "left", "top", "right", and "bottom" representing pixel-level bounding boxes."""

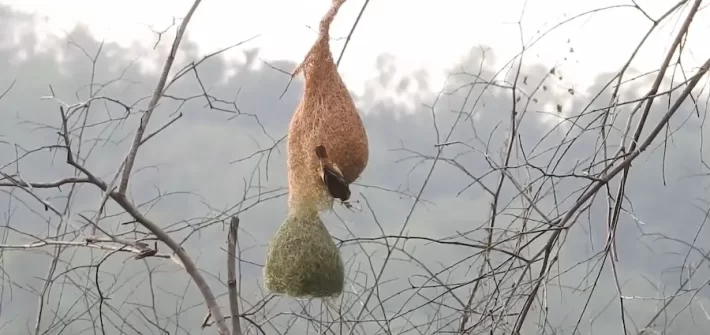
[{"left": 315, "top": 145, "right": 351, "bottom": 203}]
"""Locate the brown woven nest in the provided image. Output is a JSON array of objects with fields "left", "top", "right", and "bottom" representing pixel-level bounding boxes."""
[
  {"left": 264, "top": 0, "right": 368, "bottom": 299},
  {"left": 286, "top": 0, "right": 369, "bottom": 213},
  {"left": 263, "top": 209, "right": 345, "bottom": 298}
]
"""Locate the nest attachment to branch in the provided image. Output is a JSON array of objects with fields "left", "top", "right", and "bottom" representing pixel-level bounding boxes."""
[{"left": 263, "top": 209, "right": 345, "bottom": 298}]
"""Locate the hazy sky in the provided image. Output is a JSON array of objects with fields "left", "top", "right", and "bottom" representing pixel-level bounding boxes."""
[{"left": 2, "top": 0, "right": 709, "bottom": 97}]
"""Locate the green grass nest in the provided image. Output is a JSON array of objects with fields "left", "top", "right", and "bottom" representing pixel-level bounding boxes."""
[{"left": 264, "top": 209, "right": 344, "bottom": 298}]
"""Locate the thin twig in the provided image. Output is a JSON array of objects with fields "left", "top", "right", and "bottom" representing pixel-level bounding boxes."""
[{"left": 336, "top": 0, "right": 371, "bottom": 68}]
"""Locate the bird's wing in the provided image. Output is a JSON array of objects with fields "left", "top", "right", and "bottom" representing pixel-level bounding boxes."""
[
  {"left": 322, "top": 163, "right": 350, "bottom": 200},
  {"left": 323, "top": 164, "right": 347, "bottom": 185}
]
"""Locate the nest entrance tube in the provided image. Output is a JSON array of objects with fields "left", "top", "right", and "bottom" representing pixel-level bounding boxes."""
[{"left": 263, "top": 0, "right": 370, "bottom": 298}]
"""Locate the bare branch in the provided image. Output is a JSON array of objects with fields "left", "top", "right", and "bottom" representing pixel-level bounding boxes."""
[
  {"left": 118, "top": 0, "right": 201, "bottom": 195},
  {"left": 228, "top": 216, "right": 242, "bottom": 335}
]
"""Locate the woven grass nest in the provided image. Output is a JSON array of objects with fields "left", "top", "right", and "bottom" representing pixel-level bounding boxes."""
[
  {"left": 286, "top": 0, "right": 369, "bottom": 213},
  {"left": 263, "top": 209, "right": 344, "bottom": 298},
  {"left": 263, "top": 0, "right": 368, "bottom": 299}
]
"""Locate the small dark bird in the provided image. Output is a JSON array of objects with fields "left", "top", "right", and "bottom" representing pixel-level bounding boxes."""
[{"left": 315, "top": 145, "right": 351, "bottom": 202}]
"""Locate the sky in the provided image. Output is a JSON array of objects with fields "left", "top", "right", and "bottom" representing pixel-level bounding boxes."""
[
  {"left": 1, "top": 0, "right": 709, "bottom": 98},
  {"left": 0, "top": 1, "right": 710, "bottom": 334}
]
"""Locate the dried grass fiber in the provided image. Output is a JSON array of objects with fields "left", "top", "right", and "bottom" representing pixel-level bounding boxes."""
[
  {"left": 286, "top": 0, "right": 369, "bottom": 212},
  {"left": 263, "top": 209, "right": 344, "bottom": 298}
]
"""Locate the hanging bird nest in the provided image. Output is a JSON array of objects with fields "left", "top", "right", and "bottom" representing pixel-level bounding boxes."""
[
  {"left": 263, "top": 0, "right": 370, "bottom": 299},
  {"left": 263, "top": 209, "right": 344, "bottom": 298},
  {"left": 286, "top": 0, "right": 369, "bottom": 213}
]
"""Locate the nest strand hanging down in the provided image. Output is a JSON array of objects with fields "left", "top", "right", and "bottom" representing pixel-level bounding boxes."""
[{"left": 263, "top": 0, "right": 369, "bottom": 299}]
